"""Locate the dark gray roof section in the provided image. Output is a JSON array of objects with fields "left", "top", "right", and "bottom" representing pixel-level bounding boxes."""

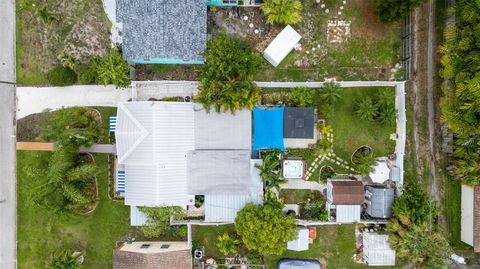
[
  {"left": 278, "top": 259, "right": 322, "bottom": 269},
  {"left": 283, "top": 107, "right": 315, "bottom": 139},
  {"left": 116, "top": 0, "right": 207, "bottom": 62},
  {"left": 365, "top": 185, "right": 394, "bottom": 219}
]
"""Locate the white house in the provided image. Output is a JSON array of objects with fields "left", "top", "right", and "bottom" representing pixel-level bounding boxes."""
[{"left": 263, "top": 25, "right": 301, "bottom": 67}]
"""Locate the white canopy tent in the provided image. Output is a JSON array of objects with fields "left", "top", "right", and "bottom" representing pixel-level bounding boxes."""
[
  {"left": 263, "top": 25, "right": 301, "bottom": 67},
  {"left": 369, "top": 159, "right": 390, "bottom": 184},
  {"left": 362, "top": 232, "right": 396, "bottom": 266}
]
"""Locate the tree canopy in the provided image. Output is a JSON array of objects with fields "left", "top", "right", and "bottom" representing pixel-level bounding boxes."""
[
  {"left": 196, "top": 34, "right": 262, "bottom": 113},
  {"left": 41, "top": 107, "right": 103, "bottom": 148},
  {"left": 374, "top": 0, "right": 427, "bottom": 23},
  {"left": 94, "top": 48, "right": 131, "bottom": 89},
  {"left": 439, "top": 0, "right": 480, "bottom": 186},
  {"left": 387, "top": 179, "right": 448, "bottom": 268},
  {"left": 260, "top": 0, "right": 303, "bottom": 25},
  {"left": 139, "top": 206, "right": 186, "bottom": 238},
  {"left": 234, "top": 203, "right": 297, "bottom": 256}
]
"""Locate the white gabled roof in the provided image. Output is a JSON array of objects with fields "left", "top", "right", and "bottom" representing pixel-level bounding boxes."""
[
  {"left": 363, "top": 232, "right": 396, "bottom": 266},
  {"left": 336, "top": 204, "right": 361, "bottom": 223},
  {"left": 115, "top": 102, "right": 195, "bottom": 207},
  {"left": 287, "top": 227, "right": 309, "bottom": 251},
  {"left": 263, "top": 25, "right": 301, "bottom": 67}
]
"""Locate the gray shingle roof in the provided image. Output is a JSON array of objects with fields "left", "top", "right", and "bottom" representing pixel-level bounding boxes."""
[
  {"left": 283, "top": 107, "right": 315, "bottom": 139},
  {"left": 116, "top": 0, "right": 207, "bottom": 62},
  {"left": 113, "top": 249, "right": 192, "bottom": 269}
]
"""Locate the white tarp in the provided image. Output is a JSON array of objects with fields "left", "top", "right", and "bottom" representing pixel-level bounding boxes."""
[
  {"left": 461, "top": 184, "right": 474, "bottom": 246},
  {"left": 363, "top": 232, "right": 396, "bottom": 266},
  {"left": 287, "top": 227, "right": 309, "bottom": 251},
  {"left": 263, "top": 25, "right": 301, "bottom": 67}
]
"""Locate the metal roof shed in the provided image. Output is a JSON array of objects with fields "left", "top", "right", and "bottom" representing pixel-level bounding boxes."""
[
  {"left": 263, "top": 25, "right": 301, "bottom": 67},
  {"left": 362, "top": 232, "right": 396, "bottom": 266},
  {"left": 365, "top": 185, "right": 394, "bottom": 219},
  {"left": 461, "top": 184, "right": 480, "bottom": 252}
]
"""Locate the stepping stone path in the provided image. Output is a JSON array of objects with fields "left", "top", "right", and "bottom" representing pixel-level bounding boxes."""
[{"left": 303, "top": 120, "right": 357, "bottom": 181}]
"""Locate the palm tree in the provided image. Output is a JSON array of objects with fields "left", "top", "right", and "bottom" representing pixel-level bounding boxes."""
[
  {"left": 260, "top": 0, "right": 303, "bottom": 25},
  {"left": 356, "top": 98, "right": 379, "bottom": 121},
  {"left": 319, "top": 82, "right": 342, "bottom": 104},
  {"left": 353, "top": 152, "right": 376, "bottom": 175},
  {"left": 255, "top": 150, "right": 286, "bottom": 188}
]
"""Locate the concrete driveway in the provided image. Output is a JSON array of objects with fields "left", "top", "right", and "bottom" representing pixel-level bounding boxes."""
[{"left": 16, "top": 85, "right": 132, "bottom": 119}]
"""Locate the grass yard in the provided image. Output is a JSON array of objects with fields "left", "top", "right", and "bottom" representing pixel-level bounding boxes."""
[
  {"left": 194, "top": 225, "right": 404, "bottom": 268},
  {"left": 16, "top": 0, "right": 111, "bottom": 85},
  {"left": 279, "top": 87, "right": 396, "bottom": 180},
  {"left": 326, "top": 87, "right": 396, "bottom": 162},
  {"left": 444, "top": 177, "right": 471, "bottom": 251},
  {"left": 17, "top": 151, "right": 132, "bottom": 268},
  {"left": 279, "top": 189, "right": 322, "bottom": 204}
]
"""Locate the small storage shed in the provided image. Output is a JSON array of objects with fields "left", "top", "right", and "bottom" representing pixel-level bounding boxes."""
[
  {"left": 362, "top": 232, "right": 396, "bottom": 266},
  {"left": 326, "top": 179, "right": 365, "bottom": 223},
  {"left": 365, "top": 185, "right": 394, "bottom": 219},
  {"left": 253, "top": 106, "right": 285, "bottom": 151},
  {"left": 263, "top": 25, "right": 301, "bottom": 67},
  {"left": 287, "top": 227, "right": 310, "bottom": 251}
]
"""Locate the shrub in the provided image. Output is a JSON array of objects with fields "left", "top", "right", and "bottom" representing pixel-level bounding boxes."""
[
  {"left": 374, "top": 0, "right": 427, "bottom": 23},
  {"left": 47, "top": 66, "right": 77, "bottom": 86},
  {"left": 139, "top": 206, "right": 185, "bottom": 238},
  {"left": 94, "top": 48, "right": 131, "bottom": 88},
  {"left": 76, "top": 64, "right": 97, "bottom": 84},
  {"left": 260, "top": 0, "right": 303, "bottom": 25},
  {"left": 216, "top": 233, "right": 240, "bottom": 256},
  {"left": 289, "top": 87, "right": 314, "bottom": 107}
]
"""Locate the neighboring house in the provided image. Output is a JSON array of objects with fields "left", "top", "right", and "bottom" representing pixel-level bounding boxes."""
[
  {"left": 115, "top": 102, "right": 262, "bottom": 225},
  {"left": 461, "top": 184, "right": 480, "bottom": 252},
  {"left": 116, "top": 0, "right": 207, "bottom": 64},
  {"left": 263, "top": 25, "right": 302, "bottom": 67},
  {"left": 113, "top": 241, "right": 192, "bottom": 269},
  {"left": 362, "top": 232, "right": 396, "bottom": 266},
  {"left": 365, "top": 185, "right": 394, "bottom": 219},
  {"left": 326, "top": 179, "right": 365, "bottom": 223}
]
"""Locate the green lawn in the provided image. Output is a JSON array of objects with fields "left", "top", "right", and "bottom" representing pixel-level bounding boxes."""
[
  {"left": 193, "top": 225, "right": 404, "bottom": 268},
  {"left": 17, "top": 151, "right": 132, "bottom": 268},
  {"left": 279, "top": 189, "right": 322, "bottom": 204},
  {"left": 17, "top": 106, "right": 132, "bottom": 268},
  {"left": 280, "top": 87, "right": 396, "bottom": 180}
]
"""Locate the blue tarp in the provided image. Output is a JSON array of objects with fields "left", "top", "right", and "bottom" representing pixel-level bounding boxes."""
[{"left": 253, "top": 106, "right": 285, "bottom": 151}]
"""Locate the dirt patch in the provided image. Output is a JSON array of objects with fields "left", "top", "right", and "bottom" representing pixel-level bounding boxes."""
[
  {"left": 17, "top": 0, "right": 111, "bottom": 79},
  {"left": 16, "top": 112, "right": 53, "bottom": 142}
]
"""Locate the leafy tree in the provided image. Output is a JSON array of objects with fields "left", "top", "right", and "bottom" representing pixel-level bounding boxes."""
[
  {"left": 356, "top": 98, "right": 378, "bottom": 121},
  {"left": 197, "top": 34, "right": 262, "bottom": 112},
  {"left": 139, "top": 206, "right": 185, "bottom": 238},
  {"left": 319, "top": 82, "right": 342, "bottom": 104},
  {"left": 235, "top": 203, "right": 297, "bottom": 256},
  {"left": 216, "top": 233, "right": 240, "bottom": 256},
  {"left": 94, "top": 48, "right": 131, "bottom": 88},
  {"left": 47, "top": 66, "right": 77, "bottom": 86},
  {"left": 439, "top": 0, "right": 480, "bottom": 186},
  {"left": 374, "top": 0, "right": 427, "bottom": 23},
  {"left": 387, "top": 179, "right": 448, "bottom": 268},
  {"left": 48, "top": 250, "right": 81, "bottom": 269},
  {"left": 289, "top": 87, "right": 314, "bottom": 107},
  {"left": 41, "top": 107, "right": 103, "bottom": 148},
  {"left": 260, "top": 0, "right": 303, "bottom": 25}
]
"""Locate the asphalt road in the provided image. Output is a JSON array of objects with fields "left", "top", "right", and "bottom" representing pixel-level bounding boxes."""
[{"left": 0, "top": 0, "right": 17, "bottom": 268}]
